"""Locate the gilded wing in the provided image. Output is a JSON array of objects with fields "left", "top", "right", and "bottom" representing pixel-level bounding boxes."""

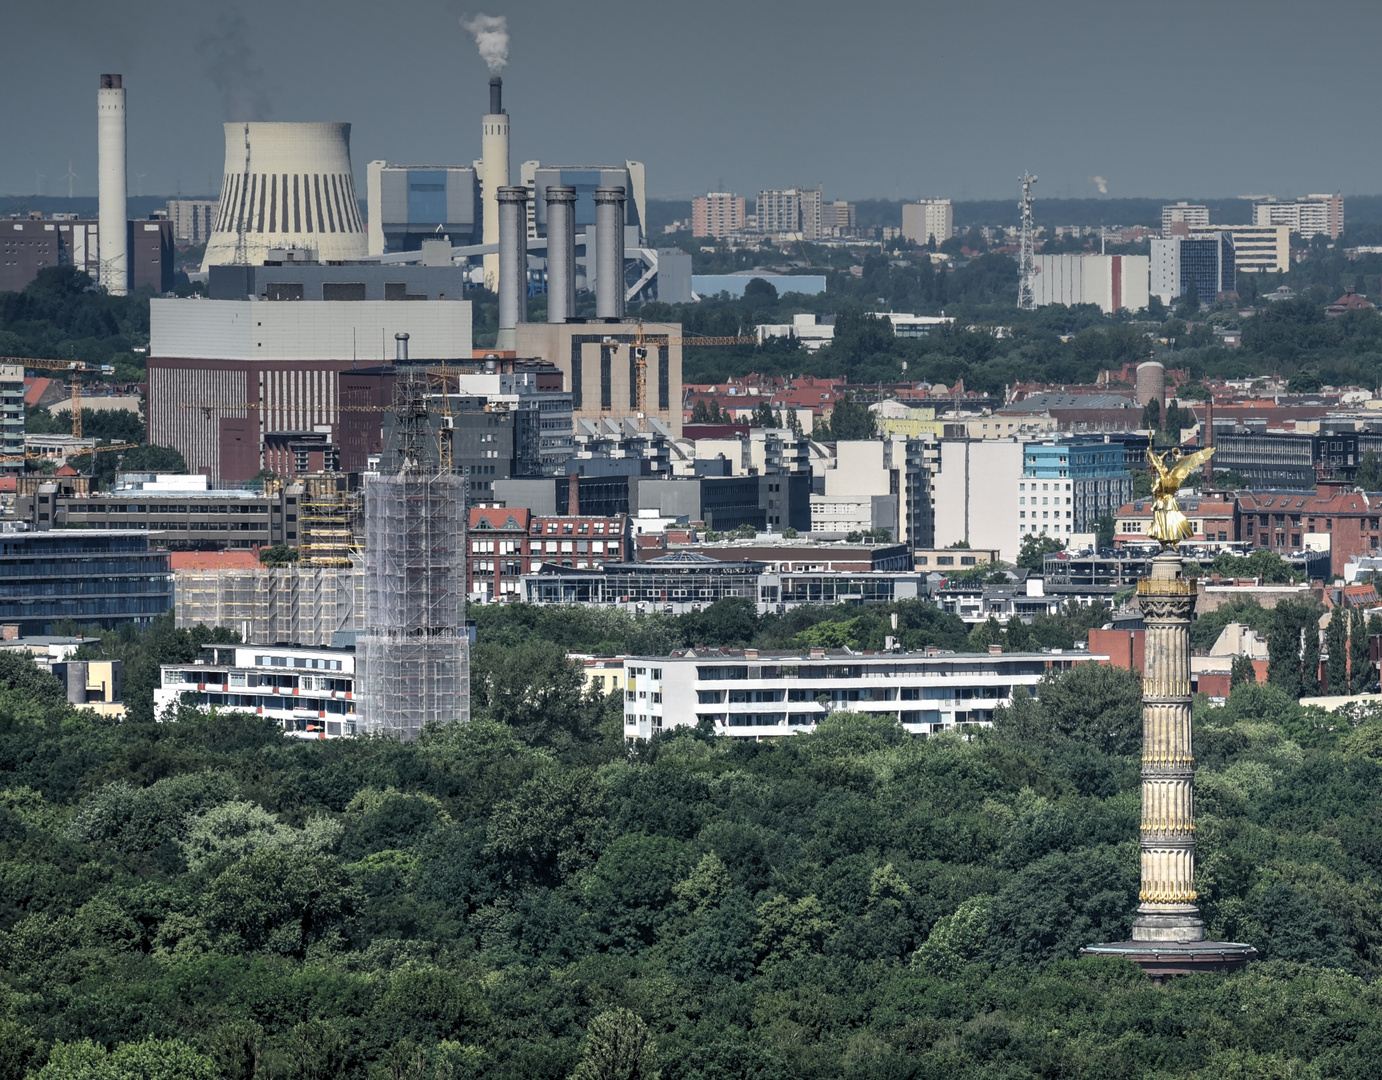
[{"left": 1165, "top": 446, "right": 1215, "bottom": 488}]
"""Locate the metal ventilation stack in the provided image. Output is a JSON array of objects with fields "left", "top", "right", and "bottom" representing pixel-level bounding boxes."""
[{"left": 357, "top": 372, "right": 470, "bottom": 738}]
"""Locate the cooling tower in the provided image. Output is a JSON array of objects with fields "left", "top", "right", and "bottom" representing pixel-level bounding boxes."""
[
  {"left": 97, "top": 74, "right": 128, "bottom": 296},
  {"left": 201, "top": 122, "right": 367, "bottom": 271}
]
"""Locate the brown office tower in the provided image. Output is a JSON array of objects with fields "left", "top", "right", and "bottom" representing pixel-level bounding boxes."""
[{"left": 1081, "top": 554, "right": 1256, "bottom": 981}]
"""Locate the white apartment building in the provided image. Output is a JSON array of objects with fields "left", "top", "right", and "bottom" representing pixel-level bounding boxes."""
[
  {"left": 1031, "top": 254, "right": 1150, "bottom": 314},
  {"left": 155, "top": 643, "right": 357, "bottom": 738},
  {"left": 901, "top": 199, "right": 954, "bottom": 246},
  {"left": 1016, "top": 476, "right": 1075, "bottom": 539},
  {"left": 931, "top": 439, "right": 1024, "bottom": 562},
  {"left": 691, "top": 193, "right": 746, "bottom": 239},
  {"left": 0, "top": 365, "right": 24, "bottom": 468},
  {"left": 1252, "top": 194, "right": 1343, "bottom": 240},
  {"left": 1161, "top": 202, "right": 1209, "bottom": 235},
  {"left": 1189, "top": 224, "right": 1289, "bottom": 273},
  {"left": 622, "top": 646, "right": 1099, "bottom": 739}
]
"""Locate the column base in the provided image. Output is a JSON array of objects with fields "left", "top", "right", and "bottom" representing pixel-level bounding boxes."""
[
  {"left": 1131, "top": 902, "right": 1204, "bottom": 942},
  {"left": 1080, "top": 939, "right": 1256, "bottom": 983}
]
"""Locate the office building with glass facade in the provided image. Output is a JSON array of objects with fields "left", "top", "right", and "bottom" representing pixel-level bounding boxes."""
[{"left": 0, "top": 530, "right": 172, "bottom": 635}]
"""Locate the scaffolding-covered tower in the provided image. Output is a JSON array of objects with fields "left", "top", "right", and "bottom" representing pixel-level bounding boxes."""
[{"left": 357, "top": 370, "right": 470, "bottom": 737}]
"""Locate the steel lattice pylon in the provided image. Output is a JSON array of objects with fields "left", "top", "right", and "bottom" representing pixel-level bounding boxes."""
[{"left": 1017, "top": 172, "right": 1038, "bottom": 310}]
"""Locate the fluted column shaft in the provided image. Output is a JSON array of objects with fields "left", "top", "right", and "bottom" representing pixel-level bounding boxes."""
[{"left": 1132, "top": 553, "right": 1204, "bottom": 942}]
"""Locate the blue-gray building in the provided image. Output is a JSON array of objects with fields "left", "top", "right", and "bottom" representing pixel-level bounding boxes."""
[
  {"left": 527, "top": 164, "right": 646, "bottom": 241},
  {"left": 0, "top": 531, "right": 173, "bottom": 635},
  {"left": 367, "top": 163, "right": 480, "bottom": 253},
  {"left": 1023, "top": 437, "right": 1133, "bottom": 534}
]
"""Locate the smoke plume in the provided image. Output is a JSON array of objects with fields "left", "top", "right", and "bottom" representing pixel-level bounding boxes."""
[
  {"left": 461, "top": 13, "right": 509, "bottom": 73},
  {"left": 1089, "top": 175, "right": 1109, "bottom": 195},
  {"left": 197, "top": 9, "right": 272, "bottom": 120}
]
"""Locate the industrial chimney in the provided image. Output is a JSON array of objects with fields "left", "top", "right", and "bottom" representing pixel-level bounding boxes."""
[
  {"left": 97, "top": 74, "right": 128, "bottom": 296},
  {"left": 594, "top": 186, "right": 626, "bottom": 320},
  {"left": 395, "top": 332, "right": 410, "bottom": 364},
  {"left": 480, "top": 76, "right": 509, "bottom": 292},
  {"left": 496, "top": 186, "right": 528, "bottom": 349},
  {"left": 545, "top": 185, "right": 577, "bottom": 323}
]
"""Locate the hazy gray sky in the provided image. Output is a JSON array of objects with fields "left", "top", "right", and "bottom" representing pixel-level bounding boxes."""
[{"left": 3, "top": 0, "right": 1377, "bottom": 203}]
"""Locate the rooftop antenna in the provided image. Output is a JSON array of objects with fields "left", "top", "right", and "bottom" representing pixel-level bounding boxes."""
[{"left": 1017, "top": 171, "right": 1038, "bottom": 310}]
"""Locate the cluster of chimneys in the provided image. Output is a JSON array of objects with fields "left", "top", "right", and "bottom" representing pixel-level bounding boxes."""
[{"left": 491, "top": 76, "right": 627, "bottom": 338}]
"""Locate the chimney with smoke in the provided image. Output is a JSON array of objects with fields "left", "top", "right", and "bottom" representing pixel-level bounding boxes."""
[{"left": 469, "top": 14, "right": 511, "bottom": 293}]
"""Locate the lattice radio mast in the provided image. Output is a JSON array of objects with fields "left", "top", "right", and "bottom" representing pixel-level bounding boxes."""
[{"left": 1017, "top": 171, "right": 1038, "bottom": 310}]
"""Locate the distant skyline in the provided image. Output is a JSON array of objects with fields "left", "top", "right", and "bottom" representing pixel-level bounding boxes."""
[{"left": 2, "top": 0, "right": 1377, "bottom": 205}]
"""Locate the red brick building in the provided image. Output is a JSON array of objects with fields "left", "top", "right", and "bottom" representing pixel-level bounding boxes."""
[
  {"left": 468, "top": 507, "right": 630, "bottom": 601},
  {"left": 1236, "top": 483, "right": 1380, "bottom": 577},
  {"left": 1114, "top": 493, "right": 1236, "bottom": 546}
]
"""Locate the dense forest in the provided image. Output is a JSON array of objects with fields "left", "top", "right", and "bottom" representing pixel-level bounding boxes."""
[{"left": 3, "top": 607, "right": 1382, "bottom": 1078}]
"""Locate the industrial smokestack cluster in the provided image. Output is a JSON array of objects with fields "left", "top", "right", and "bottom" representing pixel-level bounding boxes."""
[
  {"left": 496, "top": 186, "right": 528, "bottom": 349},
  {"left": 545, "top": 185, "right": 576, "bottom": 324},
  {"left": 595, "top": 186, "right": 626, "bottom": 320},
  {"left": 97, "top": 74, "right": 128, "bottom": 296}
]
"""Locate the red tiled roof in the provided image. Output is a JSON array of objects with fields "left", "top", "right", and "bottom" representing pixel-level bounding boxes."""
[
  {"left": 169, "top": 551, "right": 260, "bottom": 570},
  {"left": 468, "top": 507, "right": 531, "bottom": 530}
]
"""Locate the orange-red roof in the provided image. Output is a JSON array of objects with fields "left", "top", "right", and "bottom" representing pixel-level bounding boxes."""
[{"left": 169, "top": 551, "right": 261, "bottom": 570}]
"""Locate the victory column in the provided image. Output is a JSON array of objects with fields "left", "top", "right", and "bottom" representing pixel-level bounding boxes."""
[{"left": 1081, "top": 446, "right": 1256, "bottom": 981}]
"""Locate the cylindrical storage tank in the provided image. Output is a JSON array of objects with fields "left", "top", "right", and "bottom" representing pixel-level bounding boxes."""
[
  {"left": 496, "top": 186, "right": 528, "bottom": 344},
  {"left": 1135, "top": 361, "right": 1166, "bottom": 408},
  {"left": 595, "top": 186, "right": 626, "bottom": 320},
  {"left": 97, "top": 74, "right": 128, "bottom": 296},
  {"left": 201, "top": 122, "right": 368, "bottom": 271},
  {"left": 545, "top": 185, "right": 577, "bottom": 324}
]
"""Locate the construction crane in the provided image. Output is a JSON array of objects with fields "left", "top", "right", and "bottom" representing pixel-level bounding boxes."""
[
  {"left": 621, "top": 321, "right": 757, "bottom": 415},
  {"left": 2, "top": 358, "right": 117, "bottom": 439},
  {"left": 0, "top": 441, "right": 138, "bottom": 465}
]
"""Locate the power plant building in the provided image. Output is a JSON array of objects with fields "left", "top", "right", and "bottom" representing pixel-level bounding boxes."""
[
  {"left": 146, "top": 298, "right": 471, "bottom": 482},
  {"left": 201, "top": 122, "right": 368, "bottom": 271},
  {"left": 365, "top": 163, "right": 480, "bottom": 255},
  {"left": 523, "top": 162, "right": 648, "bottom": 245},
  {"left": 516, "top": 321, "right": 683, "bottom": 437}
]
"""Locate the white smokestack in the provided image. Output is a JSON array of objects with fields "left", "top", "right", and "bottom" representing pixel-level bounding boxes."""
[
  {"left": 461, "top": 14, "right": 509, "bottom": 73},
  {"left": 98, "top": 74, "right": 128, "bottom": 296},
  {"left": 479, "top": 76, "right": 509, "bottom": 292}
]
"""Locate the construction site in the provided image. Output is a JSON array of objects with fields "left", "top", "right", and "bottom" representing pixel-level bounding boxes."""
[
  {"left": 356, "top": 372, "right": 470, "bottom": 737},
  {"left": 173, "top": 474, "right": 364, "bottom": 647}
]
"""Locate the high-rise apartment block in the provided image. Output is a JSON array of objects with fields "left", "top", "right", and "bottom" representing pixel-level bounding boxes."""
[
  {"left": 1252, "top": 193, "right": 1343, "bottom": 240},
  {"left": 165, "top": 199, "right": 217, "bottom": 247},
  {"left": 1151, "top": 234, "right": 1236, "bottom": 305},
  {"left": 0, "top": 365, "right": 24, "bottom": 471},
  {"left": 757, "top": 187, "right": 823, "bottom": 240},
  {"left": 1161, "top": 202, "right": 1209, "bottom": 237},
  {"left": 821, "top": 201, "right": 856, "bottom": 235},
  {"left": 901, "top": 199, "right": 954, "bottom": 246},
  {"left": 691, "top": 192, "right": 746, "bottom": 238}
]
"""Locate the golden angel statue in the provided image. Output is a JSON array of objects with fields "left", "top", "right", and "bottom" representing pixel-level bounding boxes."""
[{"left": 1147, "top": 446, "right": 1215, "bottom": 549}]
